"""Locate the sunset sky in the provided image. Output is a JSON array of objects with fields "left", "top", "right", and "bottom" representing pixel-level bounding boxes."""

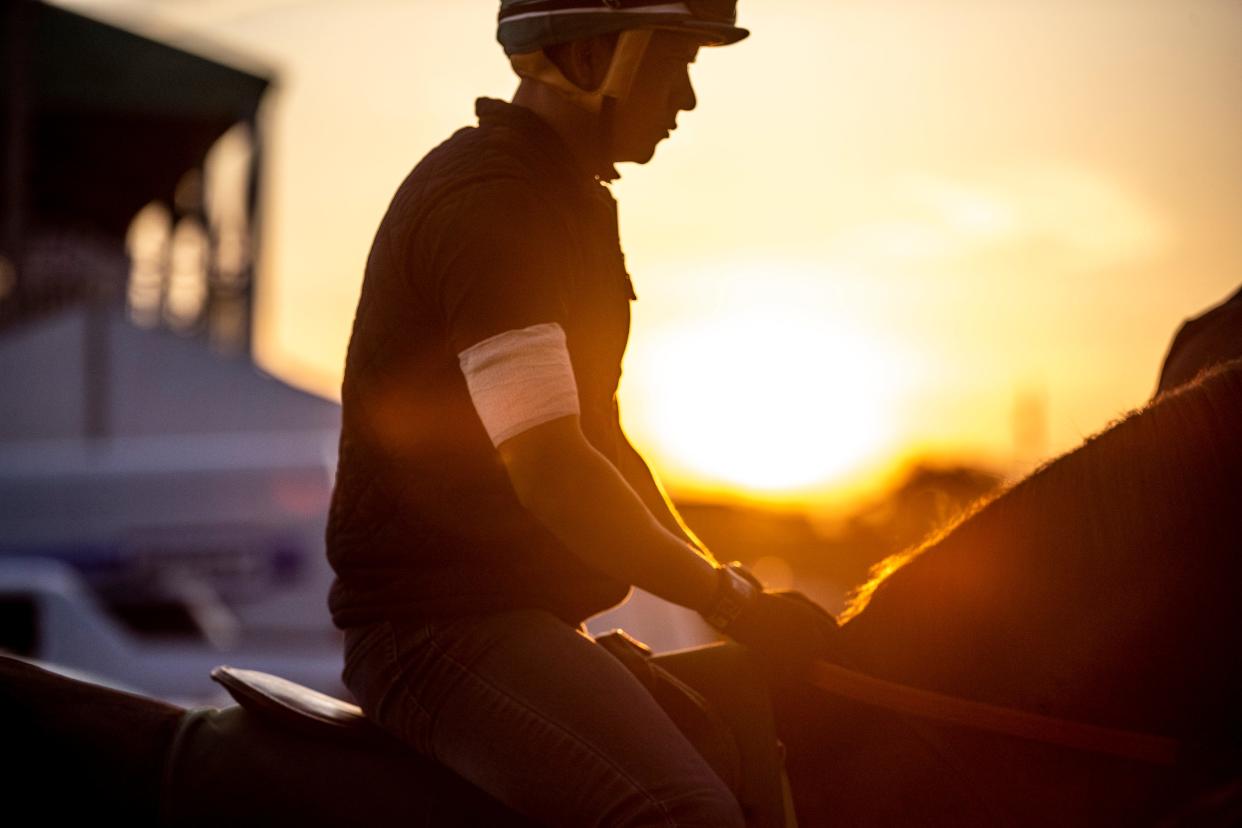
[{"left": 57, "top": 0, "right": 1242, "bottom": 510}]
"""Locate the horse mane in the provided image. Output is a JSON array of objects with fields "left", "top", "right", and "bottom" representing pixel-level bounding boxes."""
[
  {"left": 837, "top": 358, "right": 1242, "bottom": 736},
  {"left": 839, "top": 500, "right": 984, "bottom": 625},
  {"left": 844, "top": 358, "right": 1242, "bottom": 622}
]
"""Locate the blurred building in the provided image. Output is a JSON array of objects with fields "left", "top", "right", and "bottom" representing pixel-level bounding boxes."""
[
  {"left": 0, "top": 1, "right": 343, "bottom": 701},
  {"left": 2, "top": 0, "right": 270, "bottom": 346}
]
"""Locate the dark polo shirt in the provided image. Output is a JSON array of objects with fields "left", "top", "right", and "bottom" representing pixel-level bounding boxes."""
[{"left": 325, "top": 98, "right": 635, "bottom": 629}]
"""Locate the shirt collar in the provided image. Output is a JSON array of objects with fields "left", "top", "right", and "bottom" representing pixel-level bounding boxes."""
[{"left": 474, "top": 97, "right": 620, "bottom": 186}]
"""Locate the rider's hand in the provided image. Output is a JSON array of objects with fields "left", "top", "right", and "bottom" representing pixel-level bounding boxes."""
[
  {"left": 702, "top": 563, "right": 841, "bottom": 677},
  {"left": 728, "top": 589, "right": 841, "bottom": 675}
]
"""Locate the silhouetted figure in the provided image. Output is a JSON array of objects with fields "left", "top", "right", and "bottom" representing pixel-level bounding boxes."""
[
  {"left": 1156, "top": 284, "right": 1242, "bottom": 397},
  {"left": 323, "top": 2, "right": 837, "bottom": 826}
]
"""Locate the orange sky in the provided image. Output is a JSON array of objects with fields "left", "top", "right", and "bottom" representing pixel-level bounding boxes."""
[{"left": 60, "top": 0, "right": 1242, "bottom": 509}]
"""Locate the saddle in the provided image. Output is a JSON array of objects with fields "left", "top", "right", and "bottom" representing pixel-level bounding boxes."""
[
  {"left": 209, "top": 664, "right": 389, "bottom": 747},
  {"left": 209, "top": 633, "right": 795, "bottom": 828}
]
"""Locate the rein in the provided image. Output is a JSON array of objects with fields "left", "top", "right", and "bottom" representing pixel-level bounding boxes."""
[{"left": 806, "top": 659, "right": 1180, "bottom": 766}]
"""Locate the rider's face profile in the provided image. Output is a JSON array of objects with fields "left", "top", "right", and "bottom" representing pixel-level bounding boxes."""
[{"left": 611, "top": 30, "right": 701, "bottom": 164}]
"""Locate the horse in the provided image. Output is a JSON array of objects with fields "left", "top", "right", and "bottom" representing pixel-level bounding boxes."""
[
  {"left": 775, "top": 357, "right": 1242, "bottom": 826},
  {"left": 4, "top": 359, "right": 1239, "bottom": 825},
  {"left": 0, "top": 651, "right": 536, "bottom": 825}
]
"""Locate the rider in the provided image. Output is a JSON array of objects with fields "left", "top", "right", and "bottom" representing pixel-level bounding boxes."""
[{"left": 326, "top": 1, "right": 840, "bottom": 824}]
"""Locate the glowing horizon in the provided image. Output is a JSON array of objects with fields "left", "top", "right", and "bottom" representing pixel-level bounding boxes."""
[{"left": 55, "top": 0, "right": 1242, "bottom": 508}]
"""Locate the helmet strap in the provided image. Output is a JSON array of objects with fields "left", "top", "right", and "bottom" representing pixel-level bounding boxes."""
[
  {"left": 598, "top": 93, "right": 618, "bottom": 180},
  {"left": 597, "top": 28, "right": 654, "bottom": 106},
  {"left": 509, "top": 28, "right": 654, "bottom": 115}
]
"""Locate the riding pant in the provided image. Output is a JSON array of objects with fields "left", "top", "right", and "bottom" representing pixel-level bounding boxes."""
[{"left": 342, "top": 609, "right": 746, "bottom": 827}]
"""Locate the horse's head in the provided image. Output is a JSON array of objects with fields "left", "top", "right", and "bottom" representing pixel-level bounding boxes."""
[{"left": 840, "top": 358, "right": 1242, "bottom": 747}]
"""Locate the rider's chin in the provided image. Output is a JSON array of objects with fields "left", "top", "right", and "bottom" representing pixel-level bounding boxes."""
[{"left": 616, "top": 141, "right": 658, "bottom": 165}]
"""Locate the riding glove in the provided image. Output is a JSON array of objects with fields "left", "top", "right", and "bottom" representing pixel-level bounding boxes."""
[{"left": 703, "top": 562, "right": 842, "bottom": 678}]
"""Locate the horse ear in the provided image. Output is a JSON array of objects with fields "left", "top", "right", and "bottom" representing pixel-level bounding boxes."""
[{"left": 1155, "top": 284, "right": 1242, "bottom": 397}]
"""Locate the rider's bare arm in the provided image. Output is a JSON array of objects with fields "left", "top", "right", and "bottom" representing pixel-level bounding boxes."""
[
  {"left": 614, "top": 435, "right": 713, "bottom": 557},
  {"left": 457, "top": 321, "right": 719, "bottom": 613},
  {"left": 457, "top": 323, "right": 841, "bottom": 662},
  {"left": 499, "top": 415, "right": 721, "bottom": 613}
]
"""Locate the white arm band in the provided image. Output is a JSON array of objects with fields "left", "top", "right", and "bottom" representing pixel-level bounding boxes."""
[{"left": 457, "top": 322, "right": 581, "bottom": 447}]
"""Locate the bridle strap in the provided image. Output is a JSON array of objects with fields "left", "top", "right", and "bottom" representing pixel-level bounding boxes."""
[{"left": 807, "top": 660, "right": 1180, "bottom": 766}]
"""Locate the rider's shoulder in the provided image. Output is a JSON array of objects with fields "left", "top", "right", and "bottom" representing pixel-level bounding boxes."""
[
  {"left": 415, "top": 110, "right": 561, "bottom": 192},
  {"left": 374, "top": 160, "right": 537, "bottom": 248}
]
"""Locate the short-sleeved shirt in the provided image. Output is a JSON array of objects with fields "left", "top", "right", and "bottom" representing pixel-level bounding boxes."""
[{"left": 325, "top": 98, "right": 636, "bottom": 629}]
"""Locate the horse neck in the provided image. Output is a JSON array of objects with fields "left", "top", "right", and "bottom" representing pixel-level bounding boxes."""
[{"left": 839, "top": 470, "right": 1241, "bottom": 743}]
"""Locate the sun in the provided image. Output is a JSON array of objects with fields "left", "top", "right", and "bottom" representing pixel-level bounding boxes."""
[{"left": 622, "top": 306, "right": 902, "bottom": 496}]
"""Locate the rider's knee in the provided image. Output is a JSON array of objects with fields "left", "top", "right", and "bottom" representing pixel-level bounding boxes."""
[
  {"left": 660, "top": 786, "right": 746, "bottom": 828},
  {"left": 608, "top": 783, "right": 744, "bottom": 828}
]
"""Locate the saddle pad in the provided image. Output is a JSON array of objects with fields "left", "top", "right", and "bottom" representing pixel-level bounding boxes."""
[{"left": 210, "top": 665, "right": 390, "bottom": 746}]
